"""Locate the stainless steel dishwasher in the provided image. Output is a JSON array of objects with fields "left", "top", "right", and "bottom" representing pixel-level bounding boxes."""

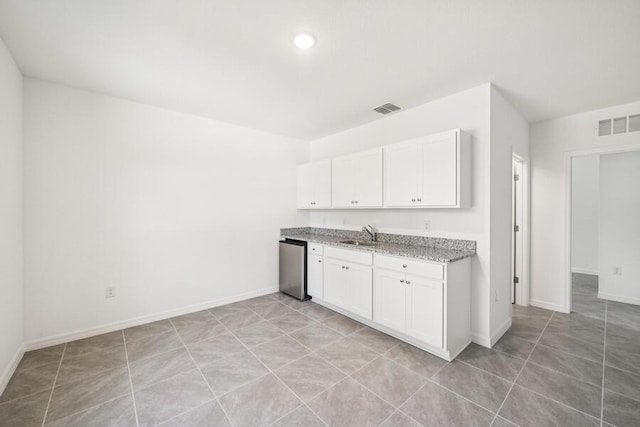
[{"left": 279, "top": 239, "right": 310, "bottom": 301}]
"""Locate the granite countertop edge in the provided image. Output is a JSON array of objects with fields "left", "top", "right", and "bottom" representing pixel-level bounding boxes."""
[{"left": 281, "top": 233, "right": 476, "bottom": 263}]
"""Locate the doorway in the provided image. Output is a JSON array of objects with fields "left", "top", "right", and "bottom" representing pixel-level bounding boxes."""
[{"left": 511, "top": 155, "right": 528, "bottom": 306}]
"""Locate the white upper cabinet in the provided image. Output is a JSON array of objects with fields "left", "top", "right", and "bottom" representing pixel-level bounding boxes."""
[
  {"left": 331, "top": 148, "right": 383, "bottom": 208},
  {"left": 297, "top": 160, "right": 331, "bottom": 209},
  {"left": 384, "top": 129, "right": 470, "bottom": 208}
]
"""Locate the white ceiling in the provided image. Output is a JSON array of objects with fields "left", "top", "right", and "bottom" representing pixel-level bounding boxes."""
[{"left": 1, "top": 0, "right": 639, "bottom": 139}]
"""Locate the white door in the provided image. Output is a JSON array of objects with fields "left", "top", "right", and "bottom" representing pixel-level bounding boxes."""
[
  {"left": 296, "top": 163, "right": 313, "bottom": 208},
  {"left": 331, "top": 156, "right": 357, "bottom": 207},
  {"left": 357, "top": 149, "right": 383, "bottom": 207},
  {"left": 419, "top": 132, "right": 457, "bottom": 206},
  {"left": 374, "top": 269, "right": 406, "bottom": 332},
  {"left": 313, "top": 160, "right": 332, "bottom": 208},
  {"left": 384, "top": 141, "right": 418, "bottom": 207},
  {"left": 323, "top": 258, "right": 348, "bottom": 310},
  {"left": 406, "top": 274, "right": 443, "bottom": 348},
  {"left": 346, "top": 263, "right": 373, "bottom": 320},
  {"left": 308, "top": 254, "right": 323, "bottom": 299}
]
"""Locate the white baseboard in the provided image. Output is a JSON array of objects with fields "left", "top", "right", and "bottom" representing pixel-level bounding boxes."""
[
  {"left": 23, "top": 286, "right": 278, "bottom": 352},
  {"left": 471, "top": 332, "right": 491, "bottom": 348},
  {"left": 571, "top": 268, "right": 599, "bottom": 276},
  {"left": 530, "top": 299, "right": 568, "bottom": 314},
  {"left": 490, "top": 317, "right": 512, "bottom": 347},
  {"left": 598, "top": 292, "right": 640, "bottom": 306},
  {"left": 0, "top": 344, "right": 25, "bottom": 396}
]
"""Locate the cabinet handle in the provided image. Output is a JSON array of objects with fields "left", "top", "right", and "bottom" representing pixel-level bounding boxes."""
[
  {"left": 312, "top": 248, "right": 315, "bottom": 251},
  {"left": 406, "top": 280, "right": 411, "bottom": 285},
  {"left": 417, "top": 198, "right": 422, "bottom": 202},
  {"left": 318, "top": 260, "right": 322, "bottom": 263},
  {"left": 400, "top": 279, "right": 405, "bottom": 283},
  {"left": 411, "top": 198, "right": 416, "bottom": 202},
  {"left": 341, "top": 266, "right": 345, "bottom": 269},
  {"left": 402, "top": 264, "right": 407, "bottom": 268},
  {"left": 345, "top": 266, "right": 350, "bottom": 270},
  {"left": 354, "top": 200, "right": 358, "bottom": 204}
]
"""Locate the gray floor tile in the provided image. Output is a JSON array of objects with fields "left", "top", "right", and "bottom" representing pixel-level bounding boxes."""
[
  {"left": 0, "top": 389, "right": 50, "bottom": 427},
  {"left": 199, "top": 350, "right": 268, "bottom": 396},
  {"left": 400, "top": 382, "right": 494, "bottom": 427},
  {"left": 219, "top": 374, "right": 300, "bottom": 427},
  {"left": 174, "top": 318, "right": 226, "bottom": 344},
  {"left": 64, "top": 331, "right": 124, "bottom": 357},
  {"left": 604, "top": 365, "right": 640, "bottom": 401},
  {"left": 279, "top": 297, "right": 312, "bottom": 311},
  {"left": 17, "top": 345, "right": 64, "bottom": 373},
  {"left": 242, "top": 294, "right": 279, "bottom": 309},
  {"left": 606, "top": 301, "right": 640, "bottom": 331},
  {"left": 46, "top": 367, "right": 130, "bottom": 422},
  {"left": 268, "top": 312, "right": 317, "bottom": 333},
  {"left": 129, "top": 347, "right": 196, "bottom": 390},
  {"left": 251, "top": 335, "right": 310, "bottom": 370},
  {"left": 124, "top": 320, "right": 174, "bottom": 342},
  {"left": 493, "top": 333, "right": 536, "bottom": 359},
  {"left": 512, "top": 305, "right": 554, "bottom": 320},
  {"left": 545, "top": 317, "right": 605, "bottom": 347},
  {"left": 187, "top": 332, "right": 246, "bottom": 367},
  {"left": 516, "top": 362, "right": 602, "bottom": 418},
  {"left": 433, "top": 361, "right": 511, "bottom": 412},
  {"left": 297, "top": 303, "right": 336, "bottom": 321},
  {"left": 250, "top": 301, "right": 296, "bottom": 320},
  {"left": 269, "top": 292, "right": 292, "bottom": 302},
  {"left": 169, "top": 310, "right": 215, "bottom": 329},
  {"left": 157, "top": 400, "right": 231, "bottom": 427},
  {"left": 352, "top": 357, "right": 425, "bottom": 407},
  {"left": 457, "top": 343, "right": 524, "bottom": 381},
  {"left": 289, "top": 324, "right": 343, "bottom": 351},
  {"left": 529, "top": 344, "right": 602, "bottom": 386},
  {"left": 385, "top": 342, "right": 447, "bottom": 378},
  {"left": 508, "top": 316, "right": 548, "bottom": 342},
  {"left": 209, "top": 301, "right": 248, "bottom": 319},
  {"left": 379, "top": 411, "right": 423, "bottom": 427},
  {"left": 275, "top": 354, "right": 345, "bottom": 402},
  {"left": 0, "top": 361, "right": 58, "bottom": 403},
  {"left": 44, "top": 394, "right": 136, "bottom": 427},
  {"left": 605, "top": 323, "right": 640, "bottom": 355},
  {"left": 350, "top": 326, "right": 401, "bottom": 354},
  {"left": 134, "top": 369, "right": 213, "bottom": 427},
  {"left": 605, "top": 345, "right": 640, "bottom": 375},
  {"left": 56, "top": 344, "right": 126, "bottom": 386},
  {"left": 271, "top": 405, "right": 326, "bottom": 427},
  {"left": 538, "top": 329, "right": 603, "bottom": 362},
  {"left": 316, "top": 337, "right": 378, "bottom": 375},
  {"left": 603, "top": 389, "right": 640, "bottom": 427},
  {"left": 217, "top": 309, "right": 264, "bottom": 331},
  {"left": 499, "top": 385, "right": 599, "bottom": 427},
  {"left": 233, "top": 320, "right": 284, "bottom": 347},
  {"left": 309, "top": 378, "right": 394, "bottom": 426},
  {"left": 490, "top": 416, "right": 517, "bottom": 427},
  {"left": 321, "top": 313, "right": 364, "bottom": 335},
  {"left": 125, "top": 330, "right": 183, "bottom": 362}
]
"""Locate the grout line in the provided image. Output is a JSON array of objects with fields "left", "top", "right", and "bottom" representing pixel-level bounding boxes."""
[
  {"left": 168, "top": 318, "right": 236, "bottom": 427},
  {"left": 155, "top": 398, "right": 218, "bottom": 426},
  {"left": 40, "top": 343, "right": 66, "bottom": 427},
  {"left": 122, "top": 331, "right": 140, "bottom": 427},
  {"left": 600, "top": 301, "right": 608, "bottom": 427},
  {"left": 489, "top": 311, "right": 555, "bottom": 426}
]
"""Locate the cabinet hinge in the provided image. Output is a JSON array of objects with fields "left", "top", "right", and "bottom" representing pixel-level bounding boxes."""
[
  {"left": 513, "top": 276, "right": 519, "bottom": 284},
  {"left": 514, "top": 174, "right": 520, "bottom": 182},
  {"left": 514, "top": 225, "right": 520, "bottom": 232}
]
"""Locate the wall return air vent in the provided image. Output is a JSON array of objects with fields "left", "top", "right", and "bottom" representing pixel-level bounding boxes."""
[
  {"left": 598, "top": 114, "right": 640, "bottom": 136},
  {"left": 373, "top": 103, "right": 401, "bottom": 115}
]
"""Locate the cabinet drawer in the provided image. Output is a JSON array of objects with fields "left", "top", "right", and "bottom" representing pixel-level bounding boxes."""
[
  {"left": 375, "top": 254, "right": 443, "bottom": 280},
  {"left": 308, "top": 243, "right": 323, "bottom": 255},
  {"left": 324, "top": 246, "right": 373, "bottom": 266}
]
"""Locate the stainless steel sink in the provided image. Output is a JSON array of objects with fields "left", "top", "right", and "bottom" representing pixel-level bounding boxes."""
[{"left": 339, "top": 240, "right": 378, "bottom": 247}]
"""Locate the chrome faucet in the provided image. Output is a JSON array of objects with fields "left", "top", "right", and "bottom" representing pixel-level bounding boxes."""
[{"left": 362, "top": 224, "right": 377, "bottom": 242}]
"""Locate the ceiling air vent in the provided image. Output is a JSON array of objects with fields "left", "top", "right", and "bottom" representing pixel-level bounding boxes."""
[
  {"left": 598, "top": 113, "right": 640, "bottom": 136},
  {"left": 373, "top": 103, "right": 401, "bottom": 115},
  {"left": 598, "top": 119, "right": 612, "bottom": 136}
]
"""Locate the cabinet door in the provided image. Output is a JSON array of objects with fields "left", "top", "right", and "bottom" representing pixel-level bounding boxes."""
[
  {"left": 307, "top": 254, "right": 323, "bottom": 299},
  {"left": 297, "top": 163, "right": 314, "bottom": 208},
  {"left": 406, "top": 274, "right": 444, "bottom": 348},
  {"left": 323, "top": 258, "right": 348, "bottom": 310},
  {"left": 418, "top": 132, "right": 457, "bottom": 206},
  {"left": 331, "top": 156, "right": 357, "bottom": 208},
  {"left": 374, "top": 269, "right": 406, "bottom": 332},
  {"left": 356, "top": 149, "right": 383, "bottom": 207},
  {"left": 384, "top": 141, "right": 419, "bottom": 207},
  {"left": 345, "top": 263, "right": 373, "bottom": 320},
  {"left": 313, "top": 160, "right": 332, "bottom": 208}
]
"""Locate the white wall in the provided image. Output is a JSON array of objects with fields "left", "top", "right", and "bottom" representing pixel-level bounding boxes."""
[
  {"left": 0, "top": 38, "right": 23, "bottom": 390},
  {"left": 530, "top": 101, "right": 640, "bottom": 312},
  {"left": 598, "top": 151, "right": 640, "bottom": 305},
  {"left": 23, "top": 79, "right": 308, "bottom": 344},
  {"left": 571, "top": 155, "right": 599, "bottom": 275},
  {"left": 308, "top": 84, "right": 495, "bottom": 345},
  {"left": 489, "top": 86, "right": 529, "bottom": 336}
]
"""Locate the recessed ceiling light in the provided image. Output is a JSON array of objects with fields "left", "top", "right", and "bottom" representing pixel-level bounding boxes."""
[{"left": 293, "top": 33, "right": 316, "bottom": 49}]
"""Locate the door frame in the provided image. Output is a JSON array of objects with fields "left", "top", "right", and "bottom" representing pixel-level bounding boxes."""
[
  {"left": 564, "top": 143, "right": 640, "bottom": 313},
  {"left": 512, "top": 154, "right": 530, "bottom": 306}
]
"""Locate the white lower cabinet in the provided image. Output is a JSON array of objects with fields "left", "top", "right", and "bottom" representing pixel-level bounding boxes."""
[
  {"left": 323, "top": 257, "right": 373, "bottom": 320},
  {"left": 307, "top": 254, "right": 323, "bottom": 299}
]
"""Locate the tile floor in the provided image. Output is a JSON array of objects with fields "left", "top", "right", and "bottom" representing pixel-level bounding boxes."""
[{"left": 1, "top": 281, "right": 639, "bottom": 426}]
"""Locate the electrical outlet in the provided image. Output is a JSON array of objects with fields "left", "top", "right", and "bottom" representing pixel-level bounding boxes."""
[
  {"left": 613, "top": 266, "right": 623, "bottom": 276},
  {"left": 105, "top": 287, "right": 116, "bottom": 298},
  {"left": 424, "top": 220, "right": 431, "bottom": 232}
]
